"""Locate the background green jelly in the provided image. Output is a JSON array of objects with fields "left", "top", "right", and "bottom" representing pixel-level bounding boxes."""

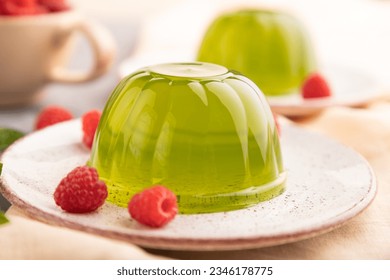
[{"left": 197, "top": 9, "right": 317, "bottom": 96}]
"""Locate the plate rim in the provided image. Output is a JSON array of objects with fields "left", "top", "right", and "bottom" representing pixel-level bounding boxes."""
[
  {"left": 0, "top": 179, "right": 376, "bottom": 251},
  {"left": 0, "top": 120, "right": 378, "bottom": 251}
]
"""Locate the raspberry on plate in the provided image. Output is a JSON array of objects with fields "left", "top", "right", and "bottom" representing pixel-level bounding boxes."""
[
  {"left": 54, "top": 166, "right": 108, "bottom": 213},
  {"left": 37, "top": 0, "right": 69, "bottom": 12},
  {"left": 272, "top": 112, "right": 281, "bottom": 136},
  {"left": 35, "top": 105, "right": 73, "bottom": 130},
  {"left": 0, "top": 0, "right": 46, "bottom": 16},
  {"left": 301, "top": 73, "right": 332, "bottom": 99},
  {"left": 82, "top": 109, "right": 102, "bottom": 149},
  {"left": 128, "top": 186, "right": 178, "bottom": 228}
]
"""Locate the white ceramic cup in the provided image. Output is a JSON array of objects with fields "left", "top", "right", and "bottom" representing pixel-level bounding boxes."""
[{"left": 0, "top": 10, "right": 116, "bottom": 106}]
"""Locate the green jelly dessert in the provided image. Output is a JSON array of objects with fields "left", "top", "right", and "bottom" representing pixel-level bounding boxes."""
[
  {"left": 197, "top": 9, "right": 317, "bottom": 96},
  {"left": 89, "top": 62, "right": 286, "bottom": 214}
]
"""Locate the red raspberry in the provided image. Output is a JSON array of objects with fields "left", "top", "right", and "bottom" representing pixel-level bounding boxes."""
[
  {"left": 54, "top": 166, "right": 108, "bottom": 213},
  {"left": 128, "top": 186, "right": 178, "bottom": 228},
  {"left": 0, "top": 0, "right": 69, "bottom": 15},
  {"left": 0, "top": 0, "right": 35, "bottom": 6},
  {"left": 0, "top": 0, "right": 38, "bottom": 16},
  {"left": 82, "top": 110, "right": 102, "bottom": 149},
  {"left": 273, "top": 112, "right": 281, "bottom": 136},
  {"left": 35, "top": 106, "right": 73, "bottom": 130},
  {"left": 302, "top": 73, "right": 332, "bottom": 99},
  {"left": 37, "top": 0, "right": 69, "bottom": 12},
  {"left": 34, "top": 4, "right": 48, "bottom": 14}
]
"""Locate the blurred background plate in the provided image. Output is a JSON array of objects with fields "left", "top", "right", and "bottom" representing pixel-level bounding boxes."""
[
  {"left": 119, "top": 57, "right": 385, "bottom": 117},
  {"left": 267, "top": 64, "right": 385, "bottom": 117}
]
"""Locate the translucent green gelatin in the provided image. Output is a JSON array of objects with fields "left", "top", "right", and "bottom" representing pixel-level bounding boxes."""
[
  {"left": 89, "top": 62, "right": 286, "bottom": 214},
  {"left": 197, "top": 9, "right": 317, "bottom": 96}
]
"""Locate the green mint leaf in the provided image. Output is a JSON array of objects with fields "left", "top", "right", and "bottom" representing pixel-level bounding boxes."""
[
  {"left": 0, "top": 211, "right": 9, "bottom": 225},
  {"left": 0, "top": 128, "right": 25, "bottom": 152},
  {"left": 0, "top": 162, "right": 2, "bottom": 176}
]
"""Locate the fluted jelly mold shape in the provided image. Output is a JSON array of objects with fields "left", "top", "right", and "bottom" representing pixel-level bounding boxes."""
[{"left": 89, "top": 62, "right": 286, "bottom": 214}]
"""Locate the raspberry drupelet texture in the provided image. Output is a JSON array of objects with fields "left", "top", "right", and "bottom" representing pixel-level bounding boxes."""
[
  {"left": 128, "top": 185, "right": 178, "bottom": 228},
  {"left": 54, "top": 166, "right": 108, "bottom": 213},
  {"left": 301, "top": 73, "right": 332, "bottom": 99},
  {"left": 272, "top": 112, "right": 281, "bottom": 136},
  {"left": 35, "top": 106, "right": 73, "bottom": 130},
  {"left": 82, "top": 109, "right": 102, "bottom": 149}
]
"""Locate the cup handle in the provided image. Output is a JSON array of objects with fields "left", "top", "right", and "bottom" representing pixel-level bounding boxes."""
[{"left": 47, "top": 20, "right": 116, "bottom": 83}]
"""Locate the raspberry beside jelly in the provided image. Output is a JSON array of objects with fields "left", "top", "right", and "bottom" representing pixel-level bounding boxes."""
[
  {"left": 128, "top": 186, "right": 178, "bottom": 228},
  {"left": 302, "top": 73, "right": 332, "bottom": 99},
  {"left": 82, "top": 110, "right": 101, "bottom": 149},
  {"left": 35, "top": 106, "right": 73, "bottom": 130}
]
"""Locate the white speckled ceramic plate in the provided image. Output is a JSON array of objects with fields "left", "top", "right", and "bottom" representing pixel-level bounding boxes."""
[
  {"left": 0, "top": 120, "right": 376, "bottom": 251},
  {"left": 267, "top": 64, "right": 384, "bottom": 117}
]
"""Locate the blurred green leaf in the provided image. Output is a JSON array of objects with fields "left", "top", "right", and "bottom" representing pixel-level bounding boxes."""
[
  {"left": 0, "top": 128, "right": 25, "bottom": 152},
  {"left": 0, "top": 211, "right": 8, "bottom": 225}
]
